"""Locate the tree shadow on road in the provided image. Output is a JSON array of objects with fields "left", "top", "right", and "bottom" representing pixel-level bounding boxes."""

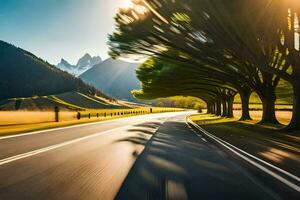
[
  {"left": 117, "top": 136, "right": 149, "bottom": 146},
  {"left": 133, "top": 122, "right": 162, "bottom": 129},
  {"left": 114, "top": 121, "right": 163, "bottom": 157},
  {"left": 114, "top": 120, "right": 278, "bottom": 200},
  {"left": 126, "top": 129, "right": 154, "bottom": 135}
]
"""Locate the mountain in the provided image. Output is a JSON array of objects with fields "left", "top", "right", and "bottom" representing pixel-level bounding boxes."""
[
  {"left": 57, "top": 58, "right": 74, "bottom": 71},
  {"left": 80, "top": 58, "right": 141, "bottom": 102},
  {"left": 76, "top": 53, "right": 102, "bottom": 70},
  {"left": 57, "top": 53, "right": 102, "bottom": 76},
  {"left": 0, "top": 40, "right": 111, "bottom": 101}
]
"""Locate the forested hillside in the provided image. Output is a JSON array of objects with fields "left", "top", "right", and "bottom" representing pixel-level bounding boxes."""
[{"left": 0, "top": 41, "right": 111, "bottom": 100}]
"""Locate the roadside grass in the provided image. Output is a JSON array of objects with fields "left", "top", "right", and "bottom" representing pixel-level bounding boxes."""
[
  {"left": 189, "top": 113, "right": 300, "bottom": 175},
  {"left": 0, "top": 107, "right": 184, "bottom": 137},
  {"left": 189, "top": 111, "right": 292, "bottom": 126},
  {"left": 0, "top": 115, "right": 121, "bottom": 137},
  {"left": 189, "top": 114, "right": 237, "bottom": 125}
]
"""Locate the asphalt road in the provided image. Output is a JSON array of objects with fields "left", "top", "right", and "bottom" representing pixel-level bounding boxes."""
[{"left": 0, "top": 111, "right": 299, "bottom": 200}]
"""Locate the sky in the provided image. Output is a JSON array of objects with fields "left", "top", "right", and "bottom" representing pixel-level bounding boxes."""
[{"left": 0, "top": 0, "right": 132, "bottom": 65}]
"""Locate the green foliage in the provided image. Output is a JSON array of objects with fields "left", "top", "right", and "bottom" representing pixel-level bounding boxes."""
[
  {"left": 132, "top": 56, "right": 236, "bottom": 104},
  {"left": 109, "top": 1, "right": 296, "bottom": 95},
  {"left": 152, "top": 96, "right": 206, "bottom": 109},
  {"left": 109, "top": 0, "right": 300, "bottom": 128}
]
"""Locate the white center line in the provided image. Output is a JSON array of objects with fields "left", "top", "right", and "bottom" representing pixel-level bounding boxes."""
[
  {"left": 0, "top": 113, "right": 181, "bottom": 166},
  {"left": 0, "top": 125, "right": 130, "bottom": 166}
]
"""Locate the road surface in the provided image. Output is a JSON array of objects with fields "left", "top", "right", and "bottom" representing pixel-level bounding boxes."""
[{"left": 0, "top": 111, "right": 298, "bottom": 199}]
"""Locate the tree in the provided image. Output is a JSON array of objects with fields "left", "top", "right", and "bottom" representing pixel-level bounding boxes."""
[
  {"left": 133, "top": 57, "right": 237, "bottom": 117},
  {"left": 109, "top": 0, "right": 300, "bottom": 128}
]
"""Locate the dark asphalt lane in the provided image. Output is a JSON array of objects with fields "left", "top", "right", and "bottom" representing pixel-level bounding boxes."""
[{"left": 0, "top": 112, "right": 299, "bottom": 200}]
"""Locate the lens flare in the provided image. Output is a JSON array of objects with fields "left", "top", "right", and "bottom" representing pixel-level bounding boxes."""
[{"left": 119, "top": 0, "right": 133, "bottom": 8}]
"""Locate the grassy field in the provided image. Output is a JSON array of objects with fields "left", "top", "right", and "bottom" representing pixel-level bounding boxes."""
[
  {"left": 0, "top": 107, "right": 184, "bottom": 136},
  {"left": 233, "top": 104, "right": 292, "bottom": 111},
  {"left": 0, "top": 91, "right": 129, "bottom": 111},
  {"left": 0, "top": 91, "right": 187, "bottom": 137},
  {"left": 189, "top": 113, "right": 300, "bottom": 175},
  {"left": 233, "top": 110, "right": 292, "bottom": 125}
]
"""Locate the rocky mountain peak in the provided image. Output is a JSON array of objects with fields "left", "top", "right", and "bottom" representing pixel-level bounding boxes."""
[{"left": 57, "top": 53, "right": 102, "bottom": 76}]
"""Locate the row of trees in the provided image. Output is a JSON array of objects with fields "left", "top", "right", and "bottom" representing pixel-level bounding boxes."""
[{"left": 109, "top": 0, "right": 300, "bottom": 130}]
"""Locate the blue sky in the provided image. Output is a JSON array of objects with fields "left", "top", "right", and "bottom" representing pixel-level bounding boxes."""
[{"left": 0, "top": 0, "right": 131, "bottom": 64}]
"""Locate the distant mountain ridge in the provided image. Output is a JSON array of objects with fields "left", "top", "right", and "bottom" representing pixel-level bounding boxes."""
[
  {"left": 80, "top": 58, "right": 141, "bottom": 102},
  {"left": 57, "top": 58, "right": 73, "bottom": 70},
  {"left": 57, "top": 53, "right": 102, "bottom": 76},
  {"left": 0, "top": 40, "right": 111, "bottom": 101}
]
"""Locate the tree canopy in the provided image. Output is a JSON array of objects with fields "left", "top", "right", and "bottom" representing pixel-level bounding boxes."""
[{"left": 109, "top": 0, "right": 300, "bottom": 130}]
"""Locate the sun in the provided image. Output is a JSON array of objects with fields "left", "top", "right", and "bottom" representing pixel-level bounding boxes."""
[{"left": 119, "top": 0, "right": 134, "bottom": 9}]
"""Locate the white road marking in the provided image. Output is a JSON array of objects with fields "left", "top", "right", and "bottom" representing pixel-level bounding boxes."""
[
  {"left": 0, "top": 113, "right": 178, "bottom": 166},
  {"left": 186, "top": 117, "right": 300, "bottom": 193},
  {"left": 0, "top": 117, "right": 127, "bottom": 140},
  {"left": 0, "top": 125, "right": 131, "bottom": 166},
  {"left": 201, "top": 138, "right": 207, "bottom": 142}
]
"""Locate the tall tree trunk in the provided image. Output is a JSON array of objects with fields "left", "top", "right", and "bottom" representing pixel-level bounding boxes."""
[
  {"left": 206, "top": 102, "right": 211, "bottom": 114},
  {"left": 212, "top": 103, "right": 216, "bottom": 114},
  {"left": 258, "top": 71, "right": 279, "bottom": 124},
  {"left": 222, "top": 98, "right": 227, "bottom": 117},
  {"left": 216, "top": 99, "right": 222, "bottom": 116},
  {"left": 284, "top": 45, "right": 300, "bottom": 130},
  {"left": 239, "top": 89, "right": 252, "bottom": 121},
  {"left": 286, "top": 82, "right": 300, "bottom": 130},
  {"left": 258, "top": 88, "right": 279, "bottom": 124},
  {"left": 227, "top": 96, "right": 234, "bottom": 118}
]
